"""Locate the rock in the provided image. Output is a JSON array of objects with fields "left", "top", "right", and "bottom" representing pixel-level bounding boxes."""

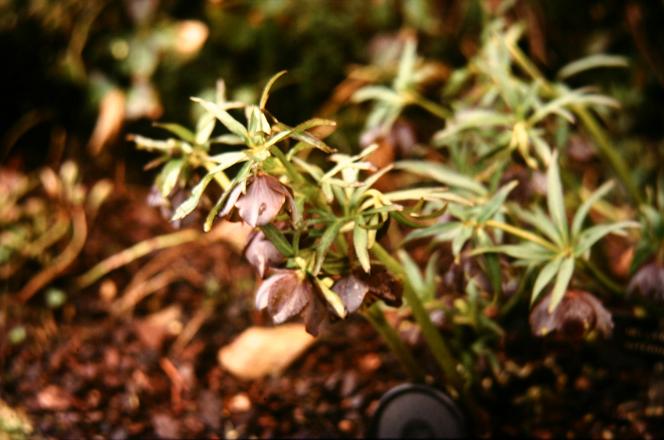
[
  {"left": 228, "top": 393, "right": 252, "bottom": 413},
  {"left": 218, "top": 324, "right": 315, "bottom": 380},
  {"left": 36, "top": 385, "right": 72, "bottom": 411}
]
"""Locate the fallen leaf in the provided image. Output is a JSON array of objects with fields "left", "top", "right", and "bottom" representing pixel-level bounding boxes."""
[{"left": 218, "top": 324, "right": 315, "bottom": 380}]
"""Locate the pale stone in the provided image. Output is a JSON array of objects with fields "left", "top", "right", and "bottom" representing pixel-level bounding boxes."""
[{"left": 218, "top": 324, "right": 315, "bottom": 380}]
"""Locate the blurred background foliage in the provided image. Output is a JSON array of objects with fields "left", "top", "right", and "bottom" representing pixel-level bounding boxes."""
[{"left": 1, "top": 0, "right": 662, "bottom": 180}]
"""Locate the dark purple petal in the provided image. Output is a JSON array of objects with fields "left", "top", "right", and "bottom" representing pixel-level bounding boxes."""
[
  {"left": 236, "top": 175, "right": 286, "bottom": 227},
  {"left": 269, "top": 280, "right": 311, "bottom": 324},
  {"left": 393, "top": 119, "right": 417, "bottom": 155},
  {"left": 244, "top": 231, "right": 285, "bottom": 278},
  {"left": 530, "top": 290, "right": 613, "bottom": 339},
  {"left": 255, "top": 270, "right": 312, "bottom": 325},
  {"left": 364, "top": 266, "right": 403, "bottom": 308},
  {"left": 255, "top": 270, "right": 297, "bottom": 310},
  {"left": 628, "top": 261, "right": 664, "bottom": 302},
  {"left": 303, "top": 292, "right": 329, "bottom": 336},
  {"left": 577, "top": 291, "right": 614, "bottom": 337},
  {"left": 219, "top": 181, "right": 245, "bottom": 218},
  {"left": 332, "top": 274, "right": 369, "bottom": 313},
  {"left": 147, "top": 185, "right": 168, "bottom": 208}
]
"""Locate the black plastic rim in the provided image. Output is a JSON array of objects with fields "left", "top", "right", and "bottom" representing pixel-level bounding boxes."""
[{"left": 367, "top": 383, "right": 468, "bottom": 439}]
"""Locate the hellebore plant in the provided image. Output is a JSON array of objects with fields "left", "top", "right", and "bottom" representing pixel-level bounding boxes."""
[{"left": 134, "top": 17, "right": 644, "bottom": 407}]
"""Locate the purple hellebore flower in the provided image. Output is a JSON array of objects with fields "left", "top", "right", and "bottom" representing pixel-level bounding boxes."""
[
  {"left": 220, "top": 174, "right": 294, "bottom": 227},
  {"left": 255, "top": 269, "right": 312, "bottom": 325},
  {"left": 244, "top": 230, "right": 285, "bottom": 278},
  {"left": 628, "top": 261, "right": 664, "bottom": 303},
  {"left": 254, "top": 269, "right": 331, "bottom": 336},
  {"left": 529, "top": 289, "right": 613, "bottom": 339},
  {"left": 332, "top": 267, "right": 403, "bottom": 314}
]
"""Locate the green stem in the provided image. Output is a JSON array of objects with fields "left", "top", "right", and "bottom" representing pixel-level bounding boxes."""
[
  {"left": 508, "top": 43, "right": 642, "bottom": 204},
  {"left": 203, "top": 161, "right": 232, "bottom": 190},
  {"left": 364, "top": 304, "right": 425, "bottom": 382},
  {"left": 574, "top": 107, "right": 642, "bottom": 204},
  {"left": 485, "top": 219, "right": 559, "bottom": 252},
  {"left": 372, "top": 243, "right": 464, "bottom": 392},
  {"left": 500, "top": 269, "right": 531, "bottom": 318},
  {"left": 580, "top": 259, "right": 624, "bottom": 295},
  {"left": 270, "top": 145, "right": 305, "bottom": 185},
  {"left": 407, "top": 91, "right": 453, "bottom": 120}
]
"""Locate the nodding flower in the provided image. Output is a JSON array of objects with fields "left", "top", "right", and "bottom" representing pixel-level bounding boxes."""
[
  {"left": 220, "top": 174, "right": 295, "bottom": 227},
  {"left": 628, "top": 260, "right": 664, "bottom": 303},
  {"left": 255, "top": 269, "right": 311, "bottom": 324},
  {"left": 244, "top": 230, "right": 285, "bottom": 278},
  {"left": 254, "top": 269, "right": 329, "bottom": 335},
  {"left": 332, "top": 266, "right": 403, "bottom": 314},
  {"left": 530, "top": 289, "right": 613, "bottom": 339}
]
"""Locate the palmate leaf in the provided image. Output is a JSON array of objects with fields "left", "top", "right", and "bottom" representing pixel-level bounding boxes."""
[
  {"left": 451, "top": 225, "right": 473, "bottom": 257},
  {"left": 315, "top": 278, "right": 347, "bottom": 319},
  {"left": 398, "top": 250, "right": 434, "bottom": 302},
  {"left": 172, "top": 171, "right": 217, "bottom": 221},
  {"left": 476, "top": 227, "right": 502, "bottom": 295},
  {"left": 195, "top": 113, "right": 216, "bottom": 145},
  {"left": 314, "top": 220, "right": 344, "bottom": 275},
  {"left": 353, "top": 218, "right": 371, "bottom": 273},
  {"left": 510, "top": 204, "right": 562, "bottom": 246},
  {"left": 528, "top": 130, "right": 553, "bottom": 166},
  {"left": 203, "top": 161, "right": 252, "bottom": 231},
  {"left": 471, "top": 242, "right": 554, "bottom": 263},
  {"left": 546, "top": 152, "right": 568, "bottom": 243},
  {"left": 261, "top": 223, "right": 294, "bottom": 257},
  {"left": 349, "top": 165, "right": 394, "bottom": 208},
  {"left": 291, "top": 156, "right": 324, "bottom": 181},
  {"left": 207, "top": 150, "right": 248, "bottom": 168},
  {"left": 352, "top": 86, "right": 401, "bottom": 104},
  {"left": 571, "top": 180, "right": 614, "bottom": 237},
  {"left": 131, "top": 135, "right": 176, "bottom": 152},
  {"left": 191, "top": 97, "right": 249, "bottom": 142},
  {"left": 395, "top": 38, "right": 417, "bottom": 91},
  {"left": 259, "top": 70, "right": 287, "bottom": 110},
  {"left": 381, "top": 188, "right": 467, "bottom": 205},
  {"left": 574, "top": 221, "right": 639, "bottom": 256},
  {"left": 404, "top": 221, "right": 462, "bottom": 243},
  {"left": 548, "top": 256, "right": 575, "bottom": 312},
  {"left": 395, "top": 161, "right": 487, "bottom": 196},
  {"left": 432, "top": 109, "right": 512, "bottom": 145},
  {"left": 531, "top": 256, "right": 563, "bottom": 305},
  {"left": 246, "top": 105, "right": 271, "bottom": 136},
  {"left": 476, "top": 180, "right": 518, "bottom": 222},
  {"left": 557, "top": 54, "right": 628, "bottom": 80},
  {"left": 529, "top": 89, "right": 619, "bottom": 125},
  {"left": 210, "top": 134, "right": 245, "bottom": 145},
  {"left": 154, "top": 123, "right": 196, "bottom": 144},
  {"left": 157, "top": 158, "right": 184, "bottom": 197},
  {"left": 271, "top": 119, "right": 337, "bottom": 153}
]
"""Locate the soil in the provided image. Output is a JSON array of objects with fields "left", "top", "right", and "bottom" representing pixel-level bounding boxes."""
[{"left": 2, "top": 188, "right": 664, "bottom": 438}]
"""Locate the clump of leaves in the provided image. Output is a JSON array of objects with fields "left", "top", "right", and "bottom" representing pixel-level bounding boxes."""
[
  {"left": 134, "top": 13, "right": 646, "bottom": 395},
  {"left": 133, "top": 72, "right": 462, "bottom": 335}
]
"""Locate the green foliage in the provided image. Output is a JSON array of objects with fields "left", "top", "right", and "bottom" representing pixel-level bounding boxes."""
[{"left": 121, "top": 0, "right": 660, "bottom": 395}]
